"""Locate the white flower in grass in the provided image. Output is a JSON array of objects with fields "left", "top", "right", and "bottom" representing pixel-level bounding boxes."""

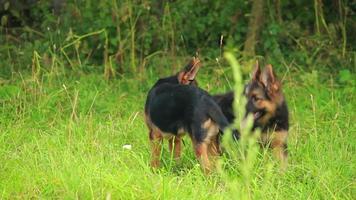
[{"left": 122, "top": 144, "right": 132, "bottom": 150}]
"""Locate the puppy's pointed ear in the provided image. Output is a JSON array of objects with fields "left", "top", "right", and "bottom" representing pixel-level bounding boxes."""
[
  {"left": 252, "top": 61, "right": 261, "bottom": 81},
  {"left": 178, "top": 57, "right": 201, "bottom": 84},
  {"left": 262, "top": 64, "right": 279, "bottom": 92}
]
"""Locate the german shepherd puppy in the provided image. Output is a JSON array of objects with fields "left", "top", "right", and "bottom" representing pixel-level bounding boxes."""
[
  {"left": 213, "top": 63, "right": 289, "bottom": 169},
  {"left": 145, "top": 58, "right": 232, "bottom": 173}
]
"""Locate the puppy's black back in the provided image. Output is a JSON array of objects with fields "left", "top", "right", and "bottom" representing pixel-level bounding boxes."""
[{"left": 148, "top": 84, "right": 203, "bottom": 134}]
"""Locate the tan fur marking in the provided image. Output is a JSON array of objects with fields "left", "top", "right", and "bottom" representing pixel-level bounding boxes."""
[
  {"left": 260, "top": 130, "right": 288, "bottom": 170},
  {"left": 194, "top": 143, "right": 211, "bottom": 174},
  {"left": 169, "top": 136, "right": 182, "bottom": 161},
  {"left": 208, "top": 137, "right": 221, "bottom": 156},
  {"left": 201, "top": 119, "right": 221, "bottom": 172},
  {"left": 260, "top": 130, "right": 287, "bottom": 146},
  {"left": 150, "top": 127, "right": 163, "bottom": 168},
  {"left": 202, "top": 119, "right": 219, "bottom": 144},
  {"left": 208, "top": 136, "right": 221, "bottom": 170},
  {"left": 177, "top": 72, "right": 188, "bottom": 84},
  {"left": 257, "top": 101, "right": 277, "bottom": 125},
  {"left": 202, "top": 118, "right": 212, "bottom": 129}
]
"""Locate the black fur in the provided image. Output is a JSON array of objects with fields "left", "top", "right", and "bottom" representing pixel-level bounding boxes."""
[
  {"left": 212, "top": 92, "right": 235, "bottom": 124},
  {"left": 145, "top": 82, "right": 230, "bottom": 143},
  {"left": 261, "top": 100, "right": 289, "bottom": 132}
]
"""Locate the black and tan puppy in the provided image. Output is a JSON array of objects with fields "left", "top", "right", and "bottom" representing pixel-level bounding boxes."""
[
  {"left": 213, "top": 63, "right": 289, "bottom": 168},
  {"left": 145, "top": 58, "right": 232, "bottom": 173}
]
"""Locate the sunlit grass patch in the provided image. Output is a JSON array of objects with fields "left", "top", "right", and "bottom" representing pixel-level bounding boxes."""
[{"left": 0, "top": 63, "right": 354, "bottom": 199}]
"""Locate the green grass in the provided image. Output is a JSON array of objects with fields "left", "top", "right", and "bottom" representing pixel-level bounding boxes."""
[{"left": 0, "top": 63, "right": 355, "bottom": 199}]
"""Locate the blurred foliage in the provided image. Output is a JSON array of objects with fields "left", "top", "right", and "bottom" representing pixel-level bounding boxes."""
[{"left": 0, "top": 0, "right": 355, "bottom": 78}]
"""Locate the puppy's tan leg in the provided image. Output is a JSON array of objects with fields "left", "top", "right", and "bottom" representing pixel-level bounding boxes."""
[
  {"left": 270, "top": 130, "right": 288, "bottom": 170},
  {"left": 208, "top": 136, "right": 221, "bottom": 156},
  {"left": 168, "top": 136, "right": 182, "bottom": 161},
  {"left": 150, "top": 128, "right": 163, "bottom": 168},
  {"left": 194, "top": 142, "right": 211, "bottom": 174},
  {"left": 207, "top": 136, "right": 221, "bottom": 169}
]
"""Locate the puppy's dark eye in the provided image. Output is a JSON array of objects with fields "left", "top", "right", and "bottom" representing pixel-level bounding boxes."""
[{"left": 252, "top": 96, "right": 261, "bottom": 102}]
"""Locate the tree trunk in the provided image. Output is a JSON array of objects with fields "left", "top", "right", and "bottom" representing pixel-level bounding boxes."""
[
  {"left": 243, "top": 0, "right": 265, "bottom": 57},
  {"left": 275, "top": 0, "right": 282, "bottom": 24}
]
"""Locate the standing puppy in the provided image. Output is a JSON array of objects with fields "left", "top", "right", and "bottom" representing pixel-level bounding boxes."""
[
  {"left": 145, "top": 58, "right": 232, "bottom": 173},
  {"left": 213, "top": 63, "right": 289, "bottom": 169}
]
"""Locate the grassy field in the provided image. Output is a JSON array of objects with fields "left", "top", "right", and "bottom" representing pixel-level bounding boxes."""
[{"left": 0, "top": 59, "right": 355, "bottom": 199}]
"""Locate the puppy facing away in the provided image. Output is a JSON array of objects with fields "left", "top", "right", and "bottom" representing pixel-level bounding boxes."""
[
  {"left": 144, "top": 58, "right": 234, "bottom": 173},
  {"left": 213, "top": 63, "right": 289, "bottom": 169}
]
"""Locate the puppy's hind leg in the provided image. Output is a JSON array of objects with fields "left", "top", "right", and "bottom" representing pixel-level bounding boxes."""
[
  {"left": 168, "top": 136, "right": 182, "bottom": 162},
  {"left": 194, "top": 142, "right": 211, "bottom": 174},
  {"left": 149, "top": 127, "right": 163, "bottom": 168},
  {"left": 208, "top": 135, "right": 222, "bottom": 168}
]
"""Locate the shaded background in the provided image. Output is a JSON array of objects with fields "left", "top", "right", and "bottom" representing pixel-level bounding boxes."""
[{"left": 0, "top": 0, "right": 355, "bottom": 78}]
